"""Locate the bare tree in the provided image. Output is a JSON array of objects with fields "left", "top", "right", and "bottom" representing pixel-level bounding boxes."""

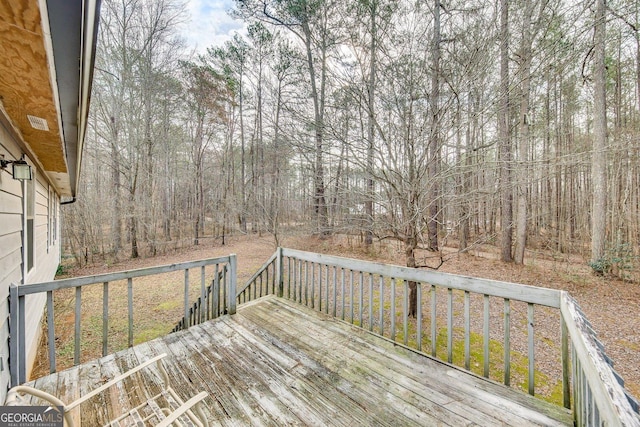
[
  {"left": 591, "top": 0, "right": 607, "bottom": 263},
  {"left": 499, "top": 0, "right": 512, "bottom": 262}
]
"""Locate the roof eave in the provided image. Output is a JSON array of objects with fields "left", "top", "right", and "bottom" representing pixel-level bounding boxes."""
[{"left": 46, "top": 0, "right": 100, "bottom": 197}]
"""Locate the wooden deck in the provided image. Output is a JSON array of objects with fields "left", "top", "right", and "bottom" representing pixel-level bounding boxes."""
[{"left": 25, "top": 296, "right": 572, "bottom": 426}]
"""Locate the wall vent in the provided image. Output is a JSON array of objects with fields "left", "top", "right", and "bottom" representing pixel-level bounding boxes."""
[{"left": 27, "top": 115, "right": 49, "bottom": 131}]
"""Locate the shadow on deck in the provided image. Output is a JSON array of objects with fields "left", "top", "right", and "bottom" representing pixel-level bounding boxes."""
[{"left": 25, "top": 296, "right": 571, "bottom": 426}]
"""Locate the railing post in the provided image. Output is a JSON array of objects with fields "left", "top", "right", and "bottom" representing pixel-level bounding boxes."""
[
  {"left": 228, "top": 254, "right": 237, "bottom": 315},
  {"left": 18, "top": 293, "right": 26, "bottom": 384},
  {"left": 561, "top": 311, "right": 571, "bottom": 409},
  {"left": 276, "top": 248, "right": 283, "bottom": 298},
  {"left": 9, "top": 283, "right": 19, "bottom": 386}
]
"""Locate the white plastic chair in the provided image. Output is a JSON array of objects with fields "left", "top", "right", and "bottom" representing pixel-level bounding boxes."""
[{"left": 5, "top": 353, "right": 209, "bottom": 427}]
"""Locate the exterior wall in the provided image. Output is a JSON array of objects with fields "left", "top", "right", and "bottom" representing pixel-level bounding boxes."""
[{"left": 0, "top": 117, "right": 60, "bottom": 402}]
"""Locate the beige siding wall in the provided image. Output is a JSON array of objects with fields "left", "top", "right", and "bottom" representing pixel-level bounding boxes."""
[
  {"left": 0, "top": 126, "right": 22, "bottom": 403},
  {"left": 0, "top": 120, "right": 60, "bottom": 402}
]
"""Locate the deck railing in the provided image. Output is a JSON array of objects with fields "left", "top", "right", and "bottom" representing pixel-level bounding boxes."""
[
  {"left": 172, "top": 265, "right": 229, "bottom": 333},
  {"left": 236, "top": 251, "right": 279, "bottom": 304},
  {"left": 239, "top": 248, "right": 639, "bottom": 427},
  {"left": 9, "top": 248, "right": 639, "bottom": 425},
  {"left": 9, "top": 255, "right": 237, "bottom": 386}
]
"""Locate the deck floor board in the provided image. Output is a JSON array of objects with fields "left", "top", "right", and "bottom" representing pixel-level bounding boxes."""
[{"left": 22, "top": 296, "right": 572, "bottom": 426}]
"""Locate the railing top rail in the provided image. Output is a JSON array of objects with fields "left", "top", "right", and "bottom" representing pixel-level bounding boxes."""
[
  {"left": 560, "top": 292, "right": 640, "bottom": 427},
  {"left": 16, "top": 256, "right": 232, "bottom": 296},
  {"left": 281, "top": 248, "right": 561, "bottom": 308}
]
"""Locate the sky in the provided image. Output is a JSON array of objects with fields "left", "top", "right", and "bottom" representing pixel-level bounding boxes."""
[{"left": 184, "top": 0, "right": 246, "bottom": 53}]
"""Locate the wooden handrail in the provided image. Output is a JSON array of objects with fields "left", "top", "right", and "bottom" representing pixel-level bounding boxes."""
[
  {"left": 560, "top": 293, "right": 640, "bottom": 426},
  {"left": 15, "top": 256, "right": 232, "bottom": 296},
  {"left": 277, "top": 247, "right": 640, "bottom": 426},
  {"left": 9, "top": 256, "right": 236, "bottom": 386},
  {"left": 281, "top": 248, "right": 561, "bottom": 307}
]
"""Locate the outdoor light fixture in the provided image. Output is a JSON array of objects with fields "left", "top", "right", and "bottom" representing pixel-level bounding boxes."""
[{"left": 0, "top": 157, "right": 32, "bottom": 181}]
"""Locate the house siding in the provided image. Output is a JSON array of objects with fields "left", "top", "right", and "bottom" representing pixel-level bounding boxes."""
[{"left": 0, "top": 119, "right": 60, "bottom": 402}]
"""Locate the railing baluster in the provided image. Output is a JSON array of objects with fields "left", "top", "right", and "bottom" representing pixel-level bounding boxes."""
[
  {"left": 273, "top": 259, "right": 277, "bottom": 295},
  {"left": 561, "top": 315, "right": 570, "bottom": 409},
  {"left": 200, "top": 266, "right": 206, "bottom": 323},
  {"left": 588, "top": 386, "right": 594, "bottom": 426},
  {"left": 431, "top": 285, "right": 437, "bottom": 357},
  {"left": 228, "top": 254, "right": 237, "bottom": 315},
  {"left": 332, "top": 266, "right": 337, "bottom": 317},
  {"left": 318, "top": 263, "right": 322, "bottom": 312},
  {"left": 289, "top": 257, "right": 293, "bottom": 299},
  {"left": 379, "top": 275, "right": 384, "bottom": 337},
  {"left": 416, "top": 283, "right": 422, "bottom": 351},
  {"left": 213, "top": 264, "right": 220, "bottom": 318},
  {"left": 527, "top": 302, "right": 535, "bottom": 395},
  {"left": 483, "top": 294, "right": 490, "bottom": 378},
  {"left": 266, "top": 263, "right": 270, "bottom": 295},
  {"left": 325, "top": 264, "right": 330, "bottom": 314},
  {"left": 298, "top": 259, "right": 303, "bottom": 304},
  {"left": 128, "top": 278, "right": 133, "bottom": 348},
  {"left": 504, "top": 298, "right": 510, "bottom": 386},
  {"left": 447, "top": 288, "right": 453, "bottom": 363},
  {"left": 359, "top": 272, "right": 364, "bottom": 327},
  {"left": 295, "top": 258, "right": 299, "bottom": 302},
  {"left": 464, "top": 290, "right": 470, "bottom": 370},
  {"left": 304, "top": 261, "right": 309, "bottom": 306},
  {"left": 340, "top": 268, "right": 345, "bottom": 321},
  {"left": 293, "top": 259, "right": 298, "bottom": 303},
  {"left": 74, "top": 286, "right": 82, "bottom": 365},
  {"left": 349, "top": 270, "right": 354, "bottom": 324},
  {"left": 102, "top": 282, "right": 109, "bottom": 357},
  {"left": 368, "top": 273, "right": 373, "bottom": 332},
  {"left": 311, "top": 262, "right": 315, "bottom": 309},
  {"left": 391, "top": 278, "right": 396, "bottom": 341},
  {"left": 573, "top": 347, "right": 580, "bottom": 426},
  {"left": 47, "top": 290, "right": 56, "bottom": 373},
  {"left": 403, "top": 280, "right": 408, "bottom": 346},
  {"left": 207, "top": 267, "right": 212, "bottom": 321},
  {"left": 580, "top": 355, "right": 585, "bottom": 427},
  {"left": 184, "top": 269, "right": 189, "bottom": 325},
  {"left": 580, "top": 359, "right": 586, "bottom": 426},
  {"left": 222, "top": 263, "right": 227, "bottom": 313}
]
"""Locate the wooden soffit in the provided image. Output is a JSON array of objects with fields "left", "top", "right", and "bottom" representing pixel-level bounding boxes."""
[{"left": 0, "top": 1, "right": 68, "bottom": 191}]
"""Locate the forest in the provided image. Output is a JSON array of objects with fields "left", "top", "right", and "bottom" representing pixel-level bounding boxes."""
[{"left": 64, "top": 0, "right": 640, "bottom": 281}]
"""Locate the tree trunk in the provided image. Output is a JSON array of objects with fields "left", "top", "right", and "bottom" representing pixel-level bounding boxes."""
[
  {"left": 591, "top": 0, "right": 607, "bottom": 263},
  {"left": 129, "top": 187, "right": 139, "bottom": 259},
  {"left": 239, "top": 61, "right": 247, "bottom": 233},
  {"left": 514, "top": 1, "right": 534, "bottom": 264},
  {"left": 427, "top": 0, "right": 441, "bottom": 252},
  {"left": 110, "top": 125, "right": 122, "bottom": 256},
  {"left": 303, "top": 22, "right": 329, "bottom": 235},
  {"left": 406, "top": 233, "right": 418, "bottom": 318},
  {"left": 365, "top": 0, "right": 377, "bottom": 247},
  {"left": 499, "top": 0, "right": 513, "bottom": 262}
]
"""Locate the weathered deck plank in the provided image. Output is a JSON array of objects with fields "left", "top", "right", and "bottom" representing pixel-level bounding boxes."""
[
  {"left": 240, "top": 297, "right": 566, "bottom": 426},
  {"left": 21, "top": 295, "right": 572, "bottom": 426}
]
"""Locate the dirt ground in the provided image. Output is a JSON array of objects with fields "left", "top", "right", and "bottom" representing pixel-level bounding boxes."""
[{"left": 52, "top": 232, "right": 640, "bottom": 401}]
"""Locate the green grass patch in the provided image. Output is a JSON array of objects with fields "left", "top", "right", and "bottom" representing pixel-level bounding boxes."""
[{"left": 395, "top": 324, "right": 563, "bottom": 405}]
